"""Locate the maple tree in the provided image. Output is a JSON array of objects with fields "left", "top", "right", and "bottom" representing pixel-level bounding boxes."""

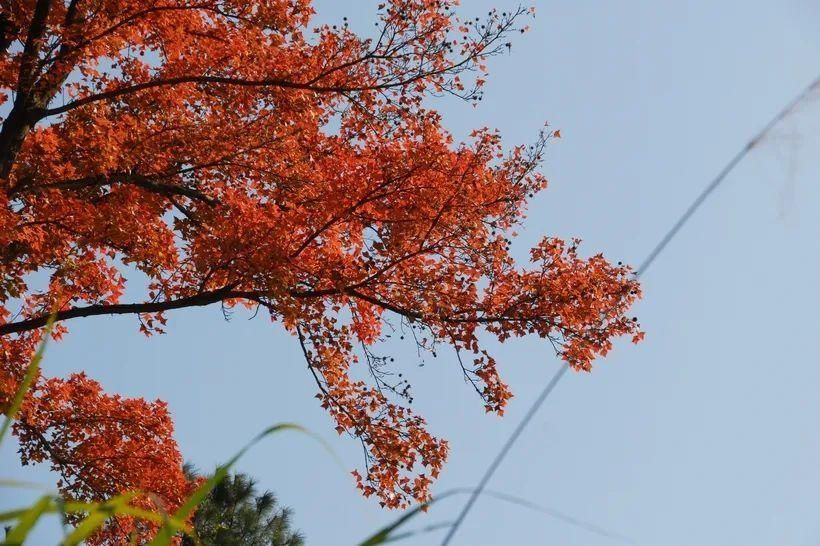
[{"left": 1, "top": 0, "right": 642, "bottom": 542}]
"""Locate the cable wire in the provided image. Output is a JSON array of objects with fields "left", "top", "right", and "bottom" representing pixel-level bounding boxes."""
[{"left": 441, "top": 74, "right": 820, "bottom": 546}]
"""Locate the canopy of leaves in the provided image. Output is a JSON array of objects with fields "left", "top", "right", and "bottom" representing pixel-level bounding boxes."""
[{"left": 1, "top": 0, "right": 642, "bottom": 542}]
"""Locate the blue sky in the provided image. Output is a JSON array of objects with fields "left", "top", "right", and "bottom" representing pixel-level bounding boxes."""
[{"left": 3, "top": 1, "right": 820, "bottom": 545}]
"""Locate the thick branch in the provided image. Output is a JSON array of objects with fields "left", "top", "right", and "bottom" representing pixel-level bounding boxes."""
[
  {"left": 0, "top": 11, "right": 18, "bottom": 54},
  {"left": 0, "top": 0, "right": 53, "bottom": 179},
  {"left": 0, "top": 284, "right": 350, "bottom": 336},
  {"left": 16, "top": 0, "right": 53, "bottom": 96},
  {"left": 0, "top": 288, "right": 243, "bottom": 335},
  {"left": 10, "top": 172, "right": 217, "bottom": 204},
  {"left": 0, "top": 281, "right": 545, "bottom": 337}
]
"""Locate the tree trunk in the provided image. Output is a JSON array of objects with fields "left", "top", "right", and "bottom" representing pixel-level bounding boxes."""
[{"left": 0, "top": 102, "right": 37, "bottom": 181}]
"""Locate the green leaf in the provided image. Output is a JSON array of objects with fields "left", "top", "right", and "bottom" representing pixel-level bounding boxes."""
[
  {"left": 175, "top": 424, "right": 306, "bottom": 521},
  {"left": 0, "top": 479, "right": 53, "bottom": 492},
  {"left": 3, "top": 496, "right": 53, "bottom": 545},
  {"left": 375, "top": 521, "right": 453, "bottom": 544},
  {"left": 0, "top": 508, "right": 32, "bottom": 523},
  {"left": 149, "top": 423, "right": 316, "bottom": 546},
  {"left": 359, "top": 487, "right": 632, "bottom": 545},
  {"left": 1, "top": 422, "right": 323, "bottom": 544},
  {"left": 358, "top": 491, "right": 457, "bottom": 546},
  {"left": 0, "top": 315, "right": 55, "bottom": 446},
  {"left": 61, "top": 492, "right": 138, "bottom": 546}
]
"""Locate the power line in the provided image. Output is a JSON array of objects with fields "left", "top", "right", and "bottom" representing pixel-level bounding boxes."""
[
  {"left": 636, "top": 76, "right": 820, "bottom": 275},
  {"left": 441, "top": 74, "right": 820, "bottom": 546},
  {"left": 441, "top": 365, "right": 568, "bottom": 545}
]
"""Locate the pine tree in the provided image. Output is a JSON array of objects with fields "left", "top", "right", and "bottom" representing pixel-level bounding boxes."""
[{"left": 182, "top": 466, "right": 304, "bottom": 546}]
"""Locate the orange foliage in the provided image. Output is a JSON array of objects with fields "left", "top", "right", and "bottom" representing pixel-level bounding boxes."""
[
  {"left": 0, "top": 0, "right": 642, "bottom": 534},
  {"left": 18, "top": 372, "right": 195, "bottom": 544}
]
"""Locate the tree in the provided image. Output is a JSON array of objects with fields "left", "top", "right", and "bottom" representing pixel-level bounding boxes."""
[
  {"left": 181, "top": 466, "right": 304, "bottom": 546},
  {"left": 1, "top": 0, "right": 643, "bottom": 543}
]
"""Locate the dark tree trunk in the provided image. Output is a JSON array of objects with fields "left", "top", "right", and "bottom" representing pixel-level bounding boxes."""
[
  {"left": 0, "top": 12, "right": 18, "bottom": 53},
  {"left": 0, "top": 101, "right": 38, "bottom": 180}
]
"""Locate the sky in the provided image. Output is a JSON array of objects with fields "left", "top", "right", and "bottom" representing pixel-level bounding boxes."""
[{"left": 3, "top": 1, "right": 820, "bottom": 545}]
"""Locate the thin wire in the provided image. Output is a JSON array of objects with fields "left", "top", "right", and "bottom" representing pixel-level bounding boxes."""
[
  {"left": 637, "top": 76, "right": 820, "bottom": 275},
  {"left": 441, "top": 74, "right": 820, "bottom": 546},
  {"left": 475, "top": 489, "right": 633, "bottom": 543},
  {"left": 441, "top": 364, "right": 568, "bottom": 544}
]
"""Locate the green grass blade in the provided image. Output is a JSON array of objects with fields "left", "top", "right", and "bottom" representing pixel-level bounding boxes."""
[
  {"left": 116, "top": 506, "right": 189, "bottom": 532},
  {"left": 0, "top": 508, "right": 31, "bottom": 523},
  {"left": 0, "top": 316, "right": 55, "bottom": 446},
  {"left": 148, "top": 423, "right": 312, "bottom": 546},
  {"left": 0, "top": 424, "right": 311, "bottom": 545},
  {"left": 358, "top": 491, "right": 458, "bottom": 546},
  {"left": 377, "top": 521, "right": 453, "bottom": 544},
  {"left": 359, "top": 486, "right": 632, "bottom": 545},
  {"left": 173, "top": 423, "right": 309, "bottom": 521},
  {"left": 3, "top": 495, "right": 53, "bottom": 545},
  {"left": 0, "top": 480, "right": 53, "bottom": 492},
  {"left": 1, "top": 423, "right": 321, "bottom": 545},
  {"left": 60, "top": 493, "right": 138, "bottom": 546},
  {"left": 59, "top": 510, "right": 109, "bottom": 546}
]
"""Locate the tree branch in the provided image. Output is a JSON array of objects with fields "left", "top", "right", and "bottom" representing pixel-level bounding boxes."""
[
  {"left": 40, "top": 47, "right": 488, "bottom": 119},
  {"left": 0, "top": 0, "right": 53, "bottom": 179},
  {"left": 0, "top": 11, "right": 18, "bottom": 54},
  {"left": 0, "top": 280, "right": 547, "bottom": 337},
  {"left": 10, "top": 172, "right": 218, "bottom": 205},
  {"left": 0, "top": 288, "right": 243, "bottom": 335}
]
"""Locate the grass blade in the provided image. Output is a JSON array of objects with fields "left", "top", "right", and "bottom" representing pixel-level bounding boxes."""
[
  {"left": 60, "top": 493, "right": 138, "bottom": 546},
  {"left": 359, "top": 491, "right": 459, "bottom": 546},
  {"left": 0, "top": 316, "right": 55, "bottom": 446},
  {"left": 0, "top": 480, "right": 52, "bottom": 492},
  {"left": 174, "top": 423, "right": 306, "bottom": 521},
  {"left": 376, "top": 521, "right": 453, "bottom": 544},
  {"left": 359, "top": 486, "right": 630, "bottom": 545},
  {"left": 148, "top": 423, "right": 313, "bottom": 546},
  {"left": 0, "top": 508, "right": 32, "bottom": 523},
  {"left": 3, "top": 496, "right": 53, "bottom": 545}
]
